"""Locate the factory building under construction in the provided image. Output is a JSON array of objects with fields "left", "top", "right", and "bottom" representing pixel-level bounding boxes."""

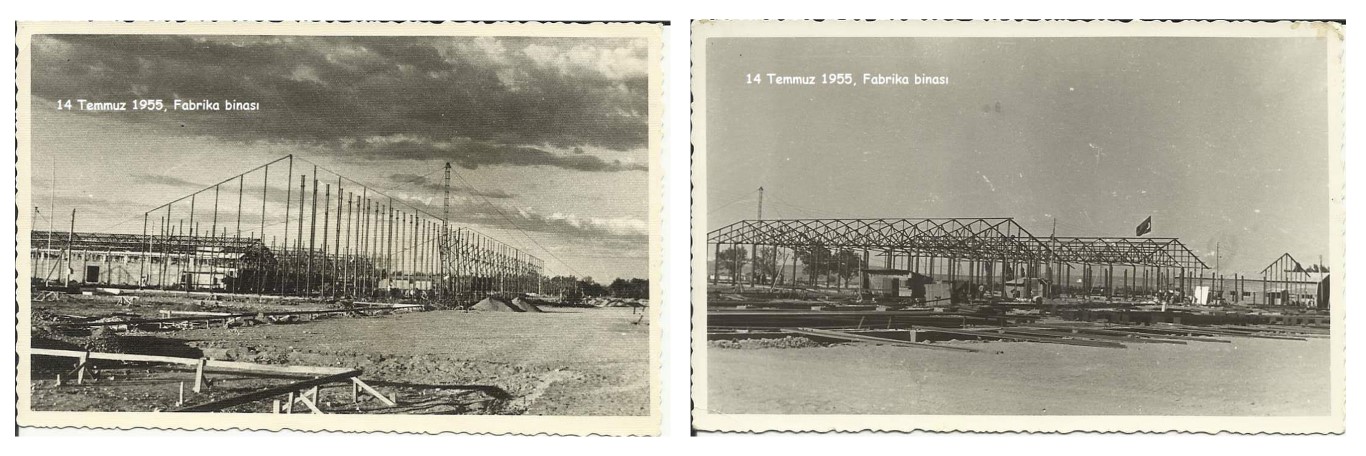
[{"left": 29, "top": 154, "right": 544, "bottom": 304}]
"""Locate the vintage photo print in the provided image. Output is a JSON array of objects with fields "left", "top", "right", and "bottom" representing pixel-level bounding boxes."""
[
  {"left": 692, "top": 20, "right": 1344, "bottom": 433},
  {"left": 16, "top": 21, "right": 662, "bottom": 435}
]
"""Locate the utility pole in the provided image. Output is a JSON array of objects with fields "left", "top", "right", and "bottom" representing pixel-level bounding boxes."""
[
  {"left": 65, "top": 209, "right": 75, "bottom": 285},
  {"left": 757, "top": 186, "right": 764, "bottom": 220},
  {"left": 49, "top": 157, "right": 55, "bottom": 253},
  {"left": 750, "top": 186, "right": 763, "bottom": 287}
]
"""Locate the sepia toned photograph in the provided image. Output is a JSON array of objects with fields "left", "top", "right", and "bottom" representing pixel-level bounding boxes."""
[
  {"left": 16, "top": 21, "right": 662, "bottom": 435},
  {"left": 692, "top": 20, "right": 1344, "bottom": 434}
]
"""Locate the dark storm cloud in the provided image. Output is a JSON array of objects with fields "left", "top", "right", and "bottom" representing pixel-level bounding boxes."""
[
  {"left": 361, "top": 138, "right": 648, "bottom": 172},
  {"left": 387, "top": 173, "right": 515, "bottom": 199},
  {"left": 460, "top": 200, "right": 650, "bottom": 244},
  {"left": 32, "top": 34, "right": 649, "bottom": 170}
]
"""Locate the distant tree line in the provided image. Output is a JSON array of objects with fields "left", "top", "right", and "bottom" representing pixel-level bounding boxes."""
[
  {"left": 540, "top": 275, "right": 649, "bottom": 299},
  {"left": 717, "top": 245, "right": 863, "bottom": 287}
]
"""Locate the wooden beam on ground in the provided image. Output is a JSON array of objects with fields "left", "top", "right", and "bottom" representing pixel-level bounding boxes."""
[
  {"left": 1006, "top": 327, "right": 1186, "bottom": 345},
  {"left": 1125, "top": 325, "right": 1307, "bottom": 341},
  {"left": 1029, "top": 323, "right": 1232, "bottom": 343},
  {"left": 160, "top": 310, "right": 234, "bottom": 317},
  {"left": 930, "top": 328, "right": 1127, "bottom": 349},
  {"left": 205, "top": 359, "right": 350, "bottom": 377},
  {"left": 1211, "top": 325, "right": 1327, "bottom": 338},
  {"left": 1217, "top": 323, "right": 1328, "bottom": 334},
  {"left": 170, "top": 369, "right": 360, "bottom": 413},
  {"left": 782, "top": 327, "right": 981, "bottom": 353}
]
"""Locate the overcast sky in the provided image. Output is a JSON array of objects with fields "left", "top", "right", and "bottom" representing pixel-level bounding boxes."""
[
  {"left": 706, "top": 37, "right": 1331, "bottom": 275},
  {"left": 30, "top": 34, "right": 650, "bottom": 281}
]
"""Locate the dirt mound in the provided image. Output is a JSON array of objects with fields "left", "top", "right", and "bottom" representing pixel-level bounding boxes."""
[
  {"left": 511, "top": 297, "right": 544, "bottom": 313},
  {"left": 710, "top": 336, "right": 825, "bottom": 350},
  {"left": 470, "top": 296, "right": 522, "bottom": 312}
]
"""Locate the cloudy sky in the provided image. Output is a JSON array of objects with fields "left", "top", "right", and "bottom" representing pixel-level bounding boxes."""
[
  {"left": 30, "top": 34, "right": 651, "bottom": 281},
  {"left": 706, "top": 37, "right": 1333, "bottom": 275}
]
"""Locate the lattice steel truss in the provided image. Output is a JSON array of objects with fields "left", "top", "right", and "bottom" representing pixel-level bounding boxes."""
[
  {"left": 707, "top": 218, "right": 1056, "bottom": 262},
  {"left": 707, "top": 219, "right": 1207, "bottom": 268},
  {"left": 1046, "top": 237, "right": 1207, "bottom": 269}
]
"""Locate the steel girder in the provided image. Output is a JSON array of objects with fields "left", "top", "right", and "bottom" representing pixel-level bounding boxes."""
[
  {"left": 32, "top": 230, "right": 268, "bottom": 256},
  {"left": 707, "top": 218, "right": 1057, "bottom": 262}
]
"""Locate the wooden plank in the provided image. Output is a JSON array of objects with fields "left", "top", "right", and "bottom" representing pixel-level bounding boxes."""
[
  {"left": 32, "top": 348, "right": 201, "bottom": 366},
  {"left": 193, "top": 358, "right": 207, "bottom": 393},
  {"left": 296, "top": 394, "right": 323, "bottom": 414},
  {"left": 782, "top": 328, "right": 981, "bottom": 353},
  {"left": 76, "top": 352, "right": 89, "bottom": 384},
  {"left": 1125, "top": 325, "right": 1306, "bottom": 341},
  {"left": 294, "top": 386, "right": 324, "bottom": 414},
  {"left": 160, "top": 310, "right": 233, "bottom": 317},
  {"left": 351, "top": 301, "right": 425, "bottom": 309},
  {"left": 928, "top": 328, "right": 1127, "bottom": 349},
  {"left": 1029, "top": 323, "right": 1232, "bottom": 343},
  {"left": 352, "top": 377, "right": 399, "bottom": 406},
  {"left": 32, "top": 348, "right": 351, "bottom": 377},
  {"left": 1007, "top": 327, "right": 1186, "bottom": 345},
  {"left": 1216, "top": 324, "right": 1328, "bottom": 334},
  {"left": 205, "top": 359, "right": 350, "bottom": 377},
  {"left": 170, "top": 370, "right": 360, "bottom": 413},
  {"left": 1211, "top": 325, "right": 1328, "bottom": 338}
]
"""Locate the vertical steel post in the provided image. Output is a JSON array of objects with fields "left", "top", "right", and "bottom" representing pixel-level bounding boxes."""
[
  {"left": 294, "top": 175, "right": 306, "bottom": 295},
  {"left": 386, "top": 200, "right": 394, "bottom": 298},
  {"left": 140, "top": 213, "right": 149, "bottom": 286},
  {"left": 307, "top": 170, "right": 318, "bottom": 297},
  {"left": 321, "top": 183, "right": 331, "bottom": 298},
  {"left": 282, "top": 159, "right": 292, "bottom": 295},
  {"left": 345, "top": 192, "right": 353, "bottom": 297},
  {"left": 259, "top": 164, "right": 269, "bottom": 294}
]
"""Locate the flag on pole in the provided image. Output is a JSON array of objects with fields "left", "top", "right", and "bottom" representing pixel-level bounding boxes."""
[{"left": 1135, "top": 216, "right": 1152, "bottom": 236}]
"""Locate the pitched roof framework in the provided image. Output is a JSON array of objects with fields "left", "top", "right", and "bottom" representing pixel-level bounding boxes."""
[
  {"left": 708, "top": 218, "right": 1208, "bottom": 269},
  {"left": 1046, "top": 237, "right": 1208, "bottom": 269}
]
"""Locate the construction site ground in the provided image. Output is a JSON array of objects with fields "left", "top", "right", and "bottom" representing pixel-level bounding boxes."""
[
  {"left": 31, "top": 303, "right": 650, "bottom": 416},
  {"left": 707, "top": 336, "right": 1329, "bottom": 416}
]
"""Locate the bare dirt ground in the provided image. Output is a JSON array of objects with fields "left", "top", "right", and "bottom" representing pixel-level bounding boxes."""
[
  {"left": 31, "top": 306, "right": 650, "bottom": 415},
  {"left": 707, "top": 337, "right": 1330, "bottom": 416}
]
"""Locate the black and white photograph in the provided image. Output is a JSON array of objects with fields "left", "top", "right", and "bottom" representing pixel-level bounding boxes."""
[
  {"left": 16, "top": 21, "right": 662, "bottom": 435},
  {"left": 692, "top": 20, "right": 1344, "bottom": 433}
]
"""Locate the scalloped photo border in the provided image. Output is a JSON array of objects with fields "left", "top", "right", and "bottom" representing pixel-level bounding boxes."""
[
  {"left": 15, "top": 20, "right": 665, "bottom": 436},
  {"left": 689, "top": 19, "right": 1346, "bottom": 435}
]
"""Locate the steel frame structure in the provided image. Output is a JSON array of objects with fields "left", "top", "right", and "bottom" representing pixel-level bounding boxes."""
[
  {"left": 31, "top": 154, "right": 542, "bottom": 304},
  {"left": 707, "top": 218, "right": 1208, "bottom": 299},
  {"left": 707, "top": 218, "right": 1056, "bottom": 262},
  {"left": 1258, "top": 253, "right": 1322, "bottom": 307},
  {"left": 1046, "top": 237, "right": 1207, "bottom": 269}
]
